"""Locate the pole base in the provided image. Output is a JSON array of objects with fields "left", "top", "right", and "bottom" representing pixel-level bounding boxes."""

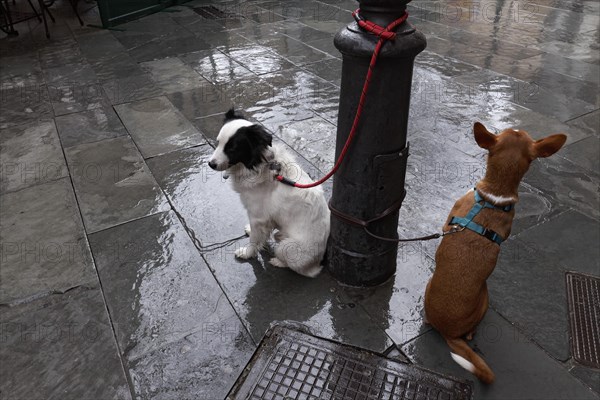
[{"left": 326, "top": 240, "right": 397, "bottom": 287}]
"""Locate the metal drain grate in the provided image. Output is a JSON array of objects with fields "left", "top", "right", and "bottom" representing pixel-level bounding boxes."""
[
  {"left": 566, "top": 272, "right": 600, "bottom": 368},
  {"left": 228, "top": 325, "right": 473, "bottom": 400},
  {"left": 192, "top": 5, "right": 231, "bottom": 19}
]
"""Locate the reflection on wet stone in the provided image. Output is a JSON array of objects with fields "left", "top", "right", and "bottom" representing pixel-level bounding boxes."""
[
  {"left": 47, "top": 82, "right": 109, "bottom": 116},
  {"left": 65, "top": 136, "right": 169, "bottom": 233},
  {"left": 114, "top": 96, "right": 205, "bottom": 158},
  {"left": 55, "top": 105, "right": 128, "bottom": 148},
  {"left": 0, "top": 120, "right": 67, "bottom": 193},
  {"left": 0, "top": 178, "right": 95, "bottom": 304},
  {"left": 146, "top": 145, "right": 248, "bottom": 244},
  {"left": 0, "top": 286, "right": 131, "bottom": 399},
  {"left": 102, "top": 74, "right": 164, "bottom": 104},
  {"left": 0, "top": 85, "right": 53, "bottom": 129}
]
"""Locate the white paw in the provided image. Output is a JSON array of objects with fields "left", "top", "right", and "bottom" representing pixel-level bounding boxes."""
[
  {"left": 244, "top": 224, "right": 251, "bottom": 236},
  {"left": 269, "top": 257, "right": 287, "bottom": 268},
  {"left": 235, "top": 245, "right": 257, "bottom": 259}
]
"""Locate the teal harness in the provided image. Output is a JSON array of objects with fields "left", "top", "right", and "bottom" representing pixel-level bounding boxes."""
[{"left": 449, "top": 189, "right": 514, "bottom": 245}]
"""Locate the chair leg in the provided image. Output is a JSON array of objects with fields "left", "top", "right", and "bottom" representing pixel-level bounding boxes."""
[
  {"left": 37, "top": 0, "right": 49, "bottom": 38},
  {"left": 1, "top": 0, "right": 19, "bottom": 35},
  {"left": 70, "top": 0, "right": 83, "bottom": 26},
  {"left": 27, "top": 0, "right": 42, "bottom": 22},
  {"left": 43, "top": 1, "right": 55, "bottom": 22}
]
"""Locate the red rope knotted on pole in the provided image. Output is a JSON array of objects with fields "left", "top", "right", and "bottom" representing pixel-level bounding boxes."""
[{"left": 275, "top": 9, "right": 409, "bottom": 189}]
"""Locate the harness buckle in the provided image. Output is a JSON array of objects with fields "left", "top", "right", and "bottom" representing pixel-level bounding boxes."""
[{"left": 481, "top": 228, "right": 497, "bottom": 242}]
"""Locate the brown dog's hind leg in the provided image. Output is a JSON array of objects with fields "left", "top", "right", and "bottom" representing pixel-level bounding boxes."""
[
  {"left": 423, "top": 278, "right": 432, "bottom": 325},
  {"left": 466, "top": 285, "right": 490, "bottom": 341}
]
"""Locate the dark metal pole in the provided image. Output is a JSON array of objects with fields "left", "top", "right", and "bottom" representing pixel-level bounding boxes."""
[{"left": 326, "top": 0, "right": 426, "bottom": 286}]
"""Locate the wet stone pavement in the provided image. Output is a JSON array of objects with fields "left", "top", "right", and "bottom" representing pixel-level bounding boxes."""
[{"left": 0, "top": 0, "right": 598, "bottom": 399}]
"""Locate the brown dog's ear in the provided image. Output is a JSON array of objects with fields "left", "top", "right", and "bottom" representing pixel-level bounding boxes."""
[
  {"left": 473, "top": 122, "right": 497, "bottom": 149},
  {"left": 533, "top": 134, "right": 567, "bottom": 158}
]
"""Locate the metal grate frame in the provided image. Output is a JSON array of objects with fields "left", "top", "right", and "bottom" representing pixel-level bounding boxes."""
[
  {"left": 228, "top": 325, "right": 473, "bottom": 400},
  {"left": 566, "top": 272, "right": 600, "bottom": 368}
]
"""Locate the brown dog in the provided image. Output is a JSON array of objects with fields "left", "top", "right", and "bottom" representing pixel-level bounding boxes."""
[{"left": 424, "top": 122, "right": 566, "bottom": 384}]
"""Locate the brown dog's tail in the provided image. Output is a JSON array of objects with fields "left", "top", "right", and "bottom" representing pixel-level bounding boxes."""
[{"left": 445, "top": 337, "right": 495, "bottom": 384}]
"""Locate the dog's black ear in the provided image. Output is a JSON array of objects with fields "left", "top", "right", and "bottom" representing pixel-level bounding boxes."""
[
  {"left": 244, "top": 124, "right": 272, "bottom": 148},
  {"left": 233, "top": 124, "right": 272, "bottom": 169},
  {"left": 225, "top": 108, "right": 245, "bottom": 122}
]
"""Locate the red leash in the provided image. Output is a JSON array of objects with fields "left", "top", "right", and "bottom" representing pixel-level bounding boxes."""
[{"left": 275, "top": 9, "right": 409, "bottom": 189}]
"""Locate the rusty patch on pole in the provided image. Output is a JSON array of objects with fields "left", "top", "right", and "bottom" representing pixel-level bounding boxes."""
[
  {"left": 566, "top": 272, "right": 600, "bottom": 368},
  {"left": 227, "top": 325, "right": 473, "bottom": 399}
]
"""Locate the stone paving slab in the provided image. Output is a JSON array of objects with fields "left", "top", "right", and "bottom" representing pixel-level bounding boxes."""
[
  {"left": 75, "top": 31, "right": 129, "bottom": 62},
  {"left": 146, "top": 145, "right": 248, "bottom": 244},
  {"left": 166, "top": 85, "right": 232, "bottom": 125},
  {"left": 415, "top": 50, "right": 480, "bottom": 78},
  {"left": 202, "top": 247, "right": 395, "bottom": 354},
  {"left": 274, "top": 116, "right": 336, "bottom": 173},
  {"left": 340, "top": 243, "right": 435, "bottom": 347},
  {"left": 521, "top": 207, "right": 598, "bottom": 265},
  {"left": 47, "top": 82, "right": 112, "bottom": 117},
  {"left": 402, "top": 310, "right": 598, "bottom": 400},
  {"left": 194, "top": 113, "right": 228, "bottom": 143},
  {"left": 250, "top": 99, "right": 315, "bottom": 136},
  {"left": 140, "top": 57, "right": 211, "bottom": 94},
  {"left": 508, "top": 184, "right": 569, "bottom": 237},
  {"left": 0, "top": 285, "right": 131, "bottom": 400},
  {"left": 155, "top": 32, "right": 213, "bottom": 59},
  {"left": 491, "top": 210, "right": 599, "bottom": 362},
  {"left": 39, "top": 58, "right": 105, "bottom": 115},
  {"left": 0, "top": 178, "right": 95, "bottom": 304},
  {"left": 257, "top": 35, "right": 334, "bottom": 67},
  {"left": 524, "top": 154, "right": 600, "bottom": 221},
  {"left": 64, "top": 136, "right": 169, "bottom": 233},
  {"left": 89, "top": 53, "right": 146, "bottom": 83},
  {"left": 114, "top": 96, "right": 205, "bottom": 158},
  {"left": 493, "top": 54, "right": 599, "bottom": 104},
  {"left": 0, "top": 54, "right": 44, "bottom": 87},
  {"left": 304, "top": 37, "right": 340, "bottom": 59},
  {"left": 570, "top": 365, "right": 600, "bottom": 396},
  {"left": 180, "top": 49, "right": 257, "bottom": 84},
  {"left": 568, "top": 109, "right": 599, "bottom": 138},
  {"left": 127, "top": 316, "right": 255, "bottom": 400},
  {"left": 453, "top": 69, "right": 597, "bottom": 123},
  {"left": 539, "top": 39, "right": 599, "bottom": 65},
  {"left": 88, "top": 210, "right": 256, "bottom": 399},
  {"left": 217, "top": 74, "right": 275, "bottom": 112},
  {"left": 494, "top": 107, "right": 592, "bottom": 146},
  {"left": 302, "top": 58, "right": 342, "bottom": 87},
  {"left": 0, "top": 85, "right": 53, "bottom": 130},
  {"left": 261, "top": 68, "right": 339, "bottom": 124},
  {"left": 235, "top": 48, "right": 296, "bottom": 75},
  {"left": 111, "top": 29, "right": 159, "bottom": 52},
  {"left": 0, "top": 120, "right": 67, "bottom": 193},
  {"left": 42, "top": 62, "right": 99, "bottom": 86},
  {"left": 54, "top": 105, "right": 128, "bottom": 148},
  {"left": 88, "top": 211, "right": 245, "bottom": 359},
  {"left": 559, "top": 136, "right": 600, "bottom": 174},
  {"left": 102, "top": 73, "right": 165, "bottom": 105}
]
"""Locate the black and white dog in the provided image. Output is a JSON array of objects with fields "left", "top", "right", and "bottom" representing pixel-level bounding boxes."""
[{"left": 208, "top": 109, "right": 330, "bottom": 278}]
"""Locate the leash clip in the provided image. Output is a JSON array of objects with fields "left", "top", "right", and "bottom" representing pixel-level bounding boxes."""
[
  {"left": 443, "top": 225, "right": 466, "bottom": 236},
  {"left": 269, "top": 161, "right": 282, "bottom": 173}
]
